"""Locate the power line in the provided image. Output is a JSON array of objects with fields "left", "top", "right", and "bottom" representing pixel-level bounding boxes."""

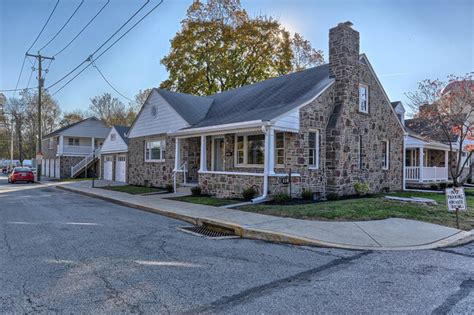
[
  {"left": 92, "top": 61, "right": 133, "bottom": 101},
  {"left": 26, "top": 0, "right": 60, "bottom": 53},
  {"left": 38, "top": 0, "right": 85, "bottom": 53},
  {"left": 26, "top": 60, "right": 38, "bottom": 90},
  {"left": 53, "top": 0, "right": 110, "bottom": 57},
  {"left": 49, "top": 0, "right": 164, "bottom": 96},
  {"left": 46, "top": 0, "right": 152, "bottom": 91},
  {"left": 8, "top": 0, "right": 59, "bottom": 96}
]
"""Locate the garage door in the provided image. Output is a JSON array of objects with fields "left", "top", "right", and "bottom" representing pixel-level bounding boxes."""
[
  {"left": 49, "top": 159, "right": 55, "bottom": 178},
  {"left": 104, "top": 157, "right": 113, "bottom": 181},
  {"left": 55, "top": 158, "right": 60, "bottom": 179},
  {"left": 45, "top": 159, "right": 50, "bottom": 177},
  {"left": 115, "top": 155, "right": 126, "bottom": 182}
]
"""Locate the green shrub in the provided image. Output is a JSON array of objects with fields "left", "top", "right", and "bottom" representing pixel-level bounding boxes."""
[
  {"left": 165, "top": 184, "right": 174, "bottom": 193},
  {"left": 353, "top": 182, "right": 370, "bottom": 196},
  {"left": 301, "top": 190, "right": 313, "bottom": 200},
  {"left": 326, "top": 192, "right": 340, "bottom": 201},
  {"left": 191, "top": 186, "right": 202, "bottom": 196},
  {"left": 440, "top": 182, "right": 448, "bottom": 190},
  {"left": 468, "top": 178, "right": 472, "bottom": 184},
  {"left": 273, "top": 193, "right": 291, "bottom": 204},
  {"left": 242, "top": 187, "right": 257, "bottom": 201},
  {"left": 430, "top": 184, "right": 440, "bottom": 191}
]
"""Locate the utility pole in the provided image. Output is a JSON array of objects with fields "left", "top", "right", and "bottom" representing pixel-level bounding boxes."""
[{"left": 26, "top": 52, "right": 54, "bottom": 182}]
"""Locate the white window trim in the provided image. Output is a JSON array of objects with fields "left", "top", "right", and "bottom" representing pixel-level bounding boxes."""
[
  {"left": 234, "top": 133, "right": 265, "bottom": 168},
  {"left": 382, "top": 140, "right": 389, "bottom": 170},
  {"left": 144, "top": 139, "right": 166, "bottom": 162},
  {"left": 308, "top": 130, "right": 320, "bottom": 170},
  {"left": 359, "top": 83, "right": 369, "bottom": 114}
]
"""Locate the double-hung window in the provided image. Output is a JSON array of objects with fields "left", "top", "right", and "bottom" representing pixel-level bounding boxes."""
[
  {"left": 145, "top": 139, "right": 166, "bottom": 162},
  {"left": 359, "top": 84, "right": 369, "bottom": 113},
  {"left": 382, "top": 140, "right": 389, "bottom": 170},
  {"left": 275, "top": 132, "right": 285, "bottom": 166},
  {"left": 308, "top": 130, "right": 320, "bottom": 169}
]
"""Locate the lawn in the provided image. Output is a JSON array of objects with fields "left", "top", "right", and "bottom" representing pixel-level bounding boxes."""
[
  {"left": 236, "top": 190, "right": 474, "bottom": 231},
  {"left": 99, "top": 185, "right": 166, "bottom": 195},
  {"left": 167, "top": 195, "right": 243, "bottom": 207}
]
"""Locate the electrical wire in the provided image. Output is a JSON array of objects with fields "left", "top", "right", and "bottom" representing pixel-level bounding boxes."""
[
  {"left": 49, "top": 0, "right": 164, "bottom": 96},
  {"left": 92, "top": 62, "right": 133, "bottom": 101},
  {"left": 11, "top": 56, "right": 27, "bottom": 97},
  {"left": 46, "top": 0, "right": 151, "bottom": 91},
  {"left": 26, "top": 0, "right": 60, "bottom": 53},
  {"left": 26, "top": 60, "right": 38, "bottom": 90},
  {"left": 38, "top": 0, "right": 85, "bottom": 52},
  {"left": 53, "top": 0, "right": 110, "bottom": 57}
]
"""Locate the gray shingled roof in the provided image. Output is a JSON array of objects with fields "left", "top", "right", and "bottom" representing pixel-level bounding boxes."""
[
  {"left": 113, "top": 125, "right": 130, "bottom": 145},
  {"left": 44, "top": 117, "right": 101, "bottom": 139},
  {"left": 155, "top": 89, "right": 213, "bottom": 125},
  {"left": 153, "top": 63, "right": 333, "bottom": 129}
]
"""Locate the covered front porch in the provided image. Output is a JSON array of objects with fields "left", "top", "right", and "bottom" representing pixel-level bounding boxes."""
[
  {"left": 405, "top": 135, "right": 452, "bottom": 183},
  {"left": 172, "top": 123, "right": 300, "bottom": 198}
]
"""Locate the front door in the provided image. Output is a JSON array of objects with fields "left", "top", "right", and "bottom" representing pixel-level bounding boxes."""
[{"left": 213, "top": 138, "right": 225, "bottom": 171}]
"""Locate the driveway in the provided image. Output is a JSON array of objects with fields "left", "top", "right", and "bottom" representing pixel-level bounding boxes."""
[{"left": 0, "top": 175, "right": 473, "bottom": 313}]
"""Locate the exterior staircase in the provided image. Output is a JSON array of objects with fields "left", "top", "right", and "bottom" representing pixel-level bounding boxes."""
[{"left": 70, "top": 148, "right": 101, "bottom": 178}]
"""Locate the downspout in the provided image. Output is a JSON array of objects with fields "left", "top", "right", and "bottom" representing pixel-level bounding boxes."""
[
  {"left": 402, "top": 132, "right": 407, "bottom": 191},
  {"left": 252, "top": 124, "right": 271, "bottom": 203}
]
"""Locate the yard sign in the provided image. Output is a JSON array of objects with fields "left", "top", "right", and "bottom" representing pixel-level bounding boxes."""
[{"left": 446, "top": 187, "right": 467, "bottom": 212}]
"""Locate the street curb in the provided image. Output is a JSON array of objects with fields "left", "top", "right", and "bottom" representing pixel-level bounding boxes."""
[{"left": 57, "top": 185, "right": 474, "bottom": 251}]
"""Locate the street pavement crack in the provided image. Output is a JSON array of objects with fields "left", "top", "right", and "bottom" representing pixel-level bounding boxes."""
[
  {"left": 431, "top": 279, "right": 474, "bottom": 314},
  {"left": 185, "top": 251, "right": 372, "bottom": 314},
  {"left": 352, "top": 222, "right": 383, "bottom": 247}
]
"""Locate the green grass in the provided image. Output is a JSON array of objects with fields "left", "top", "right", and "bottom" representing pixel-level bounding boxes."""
[
  {"left": 167, "top": 195, "right": 243, "bottom": 207},
  {"left": 236, "top": 190, "right": 474, "bottom": 231},
  {"left": 100, "top": 185, "right": 165, "bottom": 195}
]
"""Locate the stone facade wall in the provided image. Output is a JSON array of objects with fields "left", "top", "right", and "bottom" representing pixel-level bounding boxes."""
[
  {"left": 128, "top": 134, "right": 178, "bottom": 188},
  {"left": 182, "top": 137, "right": 200, "bottom": 182},
  {"left": 59, "top": 156, "right": 84, "bottom": 178},
  {"left": 324, "top": 22, "right": 404, "bottom": 195}
]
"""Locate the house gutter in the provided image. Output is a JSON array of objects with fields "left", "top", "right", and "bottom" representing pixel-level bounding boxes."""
[{"left": 171, "top": 120, "right": 264, "bottom": 137}]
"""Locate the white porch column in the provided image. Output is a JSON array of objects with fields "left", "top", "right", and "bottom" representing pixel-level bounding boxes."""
[
  {"left": 199, "top": 135, "right": 207, "bottom": 172},
  {"left": 419, "top": 147, "right": 424, "bottom": 181},
  {"left": 267, "top": 127, "right": 275, "bottom": 175},
  {"left": 59, "top": 135, "right": 64, "bottom": 155},
  {"left": 91, "top": 137, "right": 95, "bottom": 152},
  {"left": 174, "top": 138, "right": 181, "bottom": 171}
]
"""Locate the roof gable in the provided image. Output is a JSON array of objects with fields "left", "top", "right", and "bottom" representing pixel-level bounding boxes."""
[
  {"left": 101, "top": 125, "right": 129, "bottom": 153},
  {"left": 44, "top": 117, "right": 109, "bottom": 139}
]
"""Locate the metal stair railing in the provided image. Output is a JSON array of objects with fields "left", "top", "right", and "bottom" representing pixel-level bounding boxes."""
[
  {"left": 172, "top": 161, "right": 187, "bottom": 193},
  {"left": 70, "top": 148, "right": 101, "bottom": 178}
]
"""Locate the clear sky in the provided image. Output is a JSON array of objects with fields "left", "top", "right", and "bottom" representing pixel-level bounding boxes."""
[{"left": 1, "top": 0, "right": 473, "bottom": 115}]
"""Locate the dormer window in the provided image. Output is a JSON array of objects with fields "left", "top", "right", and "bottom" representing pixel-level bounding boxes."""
[{"left": 359, "top": 84, "right": 369, "bottom": 113}]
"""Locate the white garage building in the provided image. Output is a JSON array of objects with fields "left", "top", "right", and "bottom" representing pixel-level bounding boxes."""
[{"left": 100, "top": 125, "right": 129, "bottom": 183}]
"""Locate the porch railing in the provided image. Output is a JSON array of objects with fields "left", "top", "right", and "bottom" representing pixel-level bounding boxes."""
[
  {"left": 405, "top": 166, "right": 448, "bottom": 182},
  {"left": 173, "top": 162, "right": 187, "bottom": 193}
]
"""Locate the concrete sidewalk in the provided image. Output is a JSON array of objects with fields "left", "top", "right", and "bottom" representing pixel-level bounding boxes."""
[{"left": 57, "top": 181, "right": 474, "bottom": 250}]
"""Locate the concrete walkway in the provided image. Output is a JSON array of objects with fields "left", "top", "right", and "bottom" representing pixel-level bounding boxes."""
[{"left": 56, "top": 181, "right": 473, "bottom": 250}]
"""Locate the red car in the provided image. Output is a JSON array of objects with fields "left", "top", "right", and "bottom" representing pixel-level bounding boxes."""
[{"left": 8, "top": 167, "right": 35, "bottom": 184}]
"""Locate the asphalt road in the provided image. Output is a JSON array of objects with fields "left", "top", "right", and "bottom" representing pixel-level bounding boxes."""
[{"left": 0, "top": 175, "right": 473, "bottom": 314}]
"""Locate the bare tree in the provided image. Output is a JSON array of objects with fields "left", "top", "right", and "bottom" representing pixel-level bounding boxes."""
[{"left": 406, "top": 73, "right": 474, "bottom": 186}]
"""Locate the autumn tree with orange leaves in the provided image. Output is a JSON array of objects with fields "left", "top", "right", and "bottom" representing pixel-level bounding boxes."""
[{"left": 407, "top": 73, "right": 474, "bottom": 186}]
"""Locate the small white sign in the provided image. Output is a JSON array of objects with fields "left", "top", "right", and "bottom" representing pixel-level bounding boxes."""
[{"left": 446, "top": 187, "right": 467, "bottom": 212}]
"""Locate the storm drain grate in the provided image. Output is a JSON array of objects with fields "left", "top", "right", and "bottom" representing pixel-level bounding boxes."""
[{"left": 177, "top": 225, "right": 240, "bottom": 239}]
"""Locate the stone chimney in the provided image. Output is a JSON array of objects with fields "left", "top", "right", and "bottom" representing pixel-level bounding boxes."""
[{"left": 325, "top": 22, "right": 360, "bottom": 195}]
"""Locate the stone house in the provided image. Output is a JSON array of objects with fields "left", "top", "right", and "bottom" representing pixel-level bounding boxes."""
[
  {"left": 127, "top": 22, "right": 405, "bottom": 199},
  {"left": 100, "top": 125, "right": 129, "bottom": 183},
  {"left": 41, "top": 117, "right": 110, "bottom": 179}
]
